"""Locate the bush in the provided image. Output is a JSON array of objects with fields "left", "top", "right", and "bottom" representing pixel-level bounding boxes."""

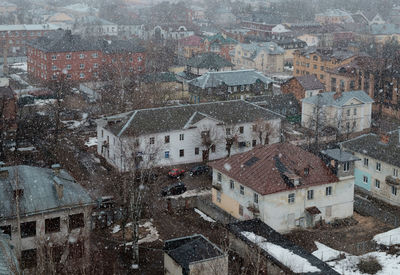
[{"left": 357, "top": 256, "right": 382, "bottom": 274}]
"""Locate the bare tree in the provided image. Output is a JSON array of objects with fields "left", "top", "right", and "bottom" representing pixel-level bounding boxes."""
[{"left": 252, "top": 118, "right": 275, "bottom": 146}]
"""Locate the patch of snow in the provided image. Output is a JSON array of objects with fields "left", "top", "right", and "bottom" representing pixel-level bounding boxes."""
[
  {"left": 131, "top": 264, "right": 139, "bottom": 269},
  {"left": 68, "top": 236, "right": 77, "bottom": 243},
  {"left": 373, "top": 227, "right": 400, "bottom": 246},
  {"left": 241, "top": 231, "right": 321, "bottom": 273},
  {"left": 85, "top": 137, "right": 98, "bottom": 147},
  {"left": 125, "top": 222, "right": 132, "bottom": 227},
  {"left": 166, "top": 189, "right": 211, "bottom": 199},
  {"left": 224, "top": 163, "right": 231, "bottom": 171},
  {"left": 111, "top": 224, "right": 121, "bottom": 234},
  {"left": 312, "top": 241, "right": 348, "bottom": 261},
  {"left": 194, "top": 208, "right": 216, "bottom": 223},
  {"left": 34, "top": 99, "right": 56, "bottom": 106},
  {"left": 138, "top": 221, "right": 159, "bottom": 244},
  {"left": 61, "top": 120, "right": 83, "bottom": 130},
  {"left": 17, "top": 146, "right": 36, "bottom": 152},
  {"left": 82, "top": 113, "right": 88, "bottom": 120},
  {"left": 10, "top": 62, "right": 27, "bottom": 71}
]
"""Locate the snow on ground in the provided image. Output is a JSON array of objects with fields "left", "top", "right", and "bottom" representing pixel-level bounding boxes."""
[
  {"left": 166, "top": 189, "right": 211, "bottom": 199},
  {"left": 138, "top": 221, "right": 159, "bottom": 244},
  {"left": 17, "top": 146, "right": 36, "bottom": 152},
  {"left": 62, "top": 120, "right": 84, "bottom": 130},
  {"left": 373, "top": 227, "right": 400, "bottom": 246},
  {"left": 329, "top": 251, "right": 400, "bottom": 275},
  {"left": 194, "top": 208, "right": 216, "bottom": 223},
  {"left": 312, "top": 241, "right": 348, "bottom": 262},
  {"left": 33, "top": 99, "right": 56, "bottom": 106},
  {"left": 85, "top": 137, "right": 98, "bottom": 147},
  {"left": 112, "top": 224, "right": 121, "bottom": 234},
  {"left": 10, "top": 62, "right": 27, "bottom": 72},
  {"left": 241, "top": 231, "right": 321, "bottom": 273},
  {"left": 10, "top": 74, "right": 32, "bottom": 88}
]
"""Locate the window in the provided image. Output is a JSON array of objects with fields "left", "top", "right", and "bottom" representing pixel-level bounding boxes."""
[
  {"left": 354, "top": 108, "right": 357, "bottom": 115},
  {"left": 230, "top": 180, "right": 234, "bottom": 189},
  {"left": 343, "top": 162, "right": 350, "bottom": 172},
  {"left": 80, "top": 63, "right": 85, "bottom": 69},
  {"left": 363, "top": 158, "right": 369, "bottom": 167},
  {"left": 80, "top": 73, "right": 85, "bottom": 79},
  {"left": 239, "top": 126, "right": 244, "bottom": 134},
  {"left": 376, "top": 162, "right": 381, "bottom": 171},
  {"left": 363, "top": 176, "right": 368, "bottom": 184},
  {"left": 149, "top": 137, "right": 155, "bottom": 144},
  {"left": 350, "top": 80, "right": 355, "bottom": 90},
  {"left": 252, "top": 125, "right": 257, "bottom": 132},
  {"left": 326, "top": 186, "right": 332, "bottom": 196},
  {"left": 165, "top": 151, "right": 169, "bottom": 159},
  {"left": 211, "top": 144, "right": 216, "bottom": 153},
  {"left": 45, "top": 217, "right": 60, "bottom": 234},
  {"left": 375, "top": 179, "right": 380, "bottom": 189},
  {"left": 347, "top": 109, "right": 351, "bottom": 116},
  {"left": 67, "top": 74, "right": 72, "bottom": 79},
  {"left": 93, "top": 63, "right": 98, "bottom": 69},
  {"left": 217, "top": 191, "right": 221, "bottom": 202},
  {"left": 304, "top": 168, "right": 309, "bottom": 175},
  {"left": 313, "top": 64, "right": 317, "bottom": 69},
  {"left": 307, "top": 190, "right": 314, "bottom": 200},
  {"left": 51, "top": 55, "right": 56, "bottom": 60},
  {"left": 21, "top": 221, "right": 36, "bottom": 238},
  {"left": 240, "top": 185, "right": 244, "bottom": 195},
  {"left": 252, "top": 140, "right": 257, "bottom": 147},
  {"left": 179, "top": 133, "right": 184, "bottom": 141},
  {"left": 239, "top": 205, "right": 243, "bottom": 216},
  {"left": 288, "top": 193, "right": 295, "bottom": 204},
  {"left": 179, "top": 149, "right": 184, "bottom": 157},
  {"left": 195, "top": 147, "right": 199, "bottom": 155},
  {"left": 394, "top": 168, "right": 399, "bottom": 177},
  {"left": 0, "top": 225, "right": 11, "bottom": 237},
  {"left": 21, "top": 249, "right": 37, "bottom": 269},
  {"left": 79, "top": 53, "right": 84, "bottom": 59},
  {"left": 66, "top": 54, "right": 71, "bottom": 60},
  {"left": 392, "top": 186, "right": 397, "bottom": 196},
  {"left": 254, "top": 193, "right": 259, "bottom": 204},
  {"left": 69, "top": 213, "right": 84, "bottom": 231},
  {"left": 313, "top": 55, "right": 318, "bottom": 61},
  {"left": 66, "top": 64, "right": 71, "bottom": 70},
  {"left": 320, "top": 74, "right": 324, "bottom": 79},
  {"left": 217, "top": 172, "right": 222, "bottom": 182},
  {"left": 92, "top": 53, "right": 98, "bottom": 58},
  {"left": 306, "top": 63, "right": 310, "bottom": 68},
  {"left": 226, "top": 128, "right": 231, "bottom": 135},
  {"left": 52, "top": 65, "right": 57, "bottom": 71},
  {"left": 138, "top": 56, "right": 142, "bottom": 62}
]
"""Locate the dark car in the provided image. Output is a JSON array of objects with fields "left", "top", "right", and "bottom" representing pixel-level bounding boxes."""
[
  {"left": 161, "top": 182, "right": 187, "bottom": 196},
  {"left": 189, "top": 165, "right": 210, "bottom": 176},
  {"left": 168, "top": 168, "right": 185, "bottom": 178}
]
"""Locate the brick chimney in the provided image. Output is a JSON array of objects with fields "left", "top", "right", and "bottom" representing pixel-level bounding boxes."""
[
  {"left": 333, "top": 91, "right": 342, "bottom": 100},
  {"left": 380, "top": 133, "right": 389, "bottom": 144}
]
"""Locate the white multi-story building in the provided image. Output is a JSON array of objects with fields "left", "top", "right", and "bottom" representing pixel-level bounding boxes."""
[
  {"left": 210, "top": 144, "right": 355, "bottom": 233},
  {"left": 301, "top": 90, "right": 373, "bottom": 135},
  {"left": 96, "top": 100, "right": 283, "bottom": 171}
]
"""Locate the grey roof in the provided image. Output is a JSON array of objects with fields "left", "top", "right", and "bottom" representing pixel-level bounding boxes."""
[
  {"left": 186, "top": 52, "right": 233, "bottom": 70},
  {"left": 27, "top": 30, "right": 145, "bottom": 53},
  {"left": 0, "top": 166, "right": 95, "bottom": 220},
  {"left": 0, "top": 24, "right": 60, "bottom": 32},
  {"left": 104, "top": 100, "right": 282, "bottom": 137},
  {"left": 295, "top": 75, "right": 324, "bottom": 90},
  {"left": 164, "top": 234, "right": 224, "bottom": 272},
  {"left": 228, "top": 219, "right": 339, "bottom": 275},
  {"left": 189, "top": 69, "right": 273, "bottom": 89},
  {"left": 246, "top": 94, "right": 300, "bottom": 117},
  {"left": 320, "top": 148, "right": 360, "bottom": 162},
  {"left": 341, "top": 132, "right": 400, "bottom": 167},
  {"left": 370, "top": 23, "right": 400, "bottom": 35},
  {"left": 239, "top": 42, "right": 285, "bottom": 58},
  {"left": 0, "top": 234, "right": 19, "bottom": 275},
  {"left": 302, "top": 91, "right": 373, "bottom": 107}
]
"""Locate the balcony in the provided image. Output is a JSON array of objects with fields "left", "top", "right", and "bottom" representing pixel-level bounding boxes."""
[
  {"left": 212, "top": 182, "right": 222, "bottom": 191},
  {"left": 385, "top": 175, "right": 400, "bottom": 186},
  {"left": 247, "top": 204, "right": 260, "bottom": 214}
]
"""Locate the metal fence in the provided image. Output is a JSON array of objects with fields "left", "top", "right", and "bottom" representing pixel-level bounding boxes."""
[{"left": 354, "top": 195, "right": 400, "bottom": 227}]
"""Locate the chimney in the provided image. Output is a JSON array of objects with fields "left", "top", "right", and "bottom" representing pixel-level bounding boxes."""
[
  {"left": 380, "top": 133, "right": 389, "bottom": 144},
  {"left": 333, "top": 91, "right": 342, "bottom": 100},
  {"left": 51, "top": 164, "right": 61, "bottom": 175},
  {"left": 53, "top": 176, "right": 64, "bottom": 200}
]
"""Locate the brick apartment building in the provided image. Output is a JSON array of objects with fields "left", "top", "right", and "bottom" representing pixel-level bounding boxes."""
[
  {"left": 0, "top": 24, "right": 60, "bottom": 56},
  {"left": 27, "top": 30, "right": 146, "bottom": 82}
]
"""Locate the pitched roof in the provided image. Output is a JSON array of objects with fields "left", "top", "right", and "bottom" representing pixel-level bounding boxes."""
[
  {"left": 341, "top": 132, "right": 400, "bottom": 168},
  {"left": 294, "top": 75, "right": 324, "bottom": 90},
  {"left": 189, "top": 69, "right": 272, "bottom": 89},
  {"left": 0, "top": 234, "right": 19, "bottom": 275},
  {"left": 302, "top": 91, "right": 373, "bottom": 107},
  {"left": 209, "top": 143, "right": 338, "bottom": 196},
  {"left": 320, "top": 148, "right": 360, "bottom": 162},
  {"left": 370, "top": 23, "right": 400, "bottom": 35},
  {"left": 104, "top": 100, "right": 282, "bottom": 137},
  {"left": 178, "top": 35, "right": 203, "bottom": 47},
  {"left": 0, "top": 24, "right": 60, "bottom": 32},
  {"left": 239, "top": 42, "right": 284, "bottom": 57},
  {"left": 186, "top": 52, "right": 233, "bottom": 70},
  {"left": 164, "top": 234, "right": 224, "bottom": 272},
  {"left": 245, "top": 94, "right": 300, "bottom": 116},
  {"left": 205, "top": 33, "right": 238, "bottom": 45},
  {"left": 0, "top": 166, "right": 95, "bottom": 220},
  {"left": 227, "top": 219, "right": 339, "bottom": 275},
  {"left": 27, "top": 30, "right": 145, "bottom": 53}
]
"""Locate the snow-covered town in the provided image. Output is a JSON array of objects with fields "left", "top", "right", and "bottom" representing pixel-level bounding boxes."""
[{"left": 2, "top": 0, "right": 400, "bottom": 274}]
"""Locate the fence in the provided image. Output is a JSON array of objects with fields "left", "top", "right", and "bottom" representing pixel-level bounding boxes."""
[
  {"left": 354, "top": 195, "right": 400, "bottom": 227},
  {"left": 342, "top": 240, "right": 379, "bottom": 256}
]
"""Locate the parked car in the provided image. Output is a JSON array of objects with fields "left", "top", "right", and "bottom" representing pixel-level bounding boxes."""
[
  {"left": 161, "top": 182, "right": 187, "bottom": 196},
  {"left": 168, "top": 168, "right": 185, "bottom": 178},
  {"left": 189, "top": 165, "right": 210, "bottom": 176}
]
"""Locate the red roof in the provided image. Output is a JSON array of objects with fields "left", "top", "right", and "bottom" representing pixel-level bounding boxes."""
[
  {"left": 209, "top": 143, "right": 338, "bottom": 196},
  {"left": 178, "top": 35, "right": 203, "bottom": 46}
]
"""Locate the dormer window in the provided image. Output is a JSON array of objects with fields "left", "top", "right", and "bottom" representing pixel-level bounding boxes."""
[{"left": 304, "top": 168, "right": 309, "bottom": 176}]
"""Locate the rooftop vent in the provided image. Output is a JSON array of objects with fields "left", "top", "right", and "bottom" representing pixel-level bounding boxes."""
[{"left": 51, "top": 164, "right": 61, "bottom": 175}]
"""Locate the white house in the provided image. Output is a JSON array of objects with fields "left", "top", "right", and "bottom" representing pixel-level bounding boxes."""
[
  {"left": 210, "top": 143, "right": 355, "bottom": 233},
  {"left": 96, "top": 100, "right": 283, "bottom": 171},
  {"left": 301, "top": 90, "right": 373, "bottom": 135},
  {"left": 342, "top": 131, "right": 400, "bottom": 207}
]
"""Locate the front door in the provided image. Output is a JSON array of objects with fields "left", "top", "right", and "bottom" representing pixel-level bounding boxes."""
[{"left": 202, "top": 150, "right": 209, "bottom": 162}]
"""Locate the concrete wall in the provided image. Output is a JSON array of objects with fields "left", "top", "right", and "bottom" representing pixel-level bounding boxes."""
[
  {"left": 164, "top": 253, "right": 183, "bottom": 274},
  {"left": 189, "top": 255, "right": 228, "bottom": 275}
]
